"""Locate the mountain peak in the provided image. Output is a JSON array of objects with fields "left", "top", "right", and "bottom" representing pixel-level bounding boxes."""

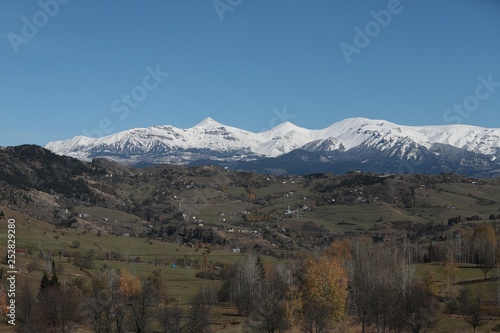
[
  {"left": 44, "top": 116, "right": 500, "bottom": 176},
  {"left": 268, "top": 121, "right": 305, "bottom": 133},
  {"left": 195, "top": 117, "right": 223, "bottom": 128}
]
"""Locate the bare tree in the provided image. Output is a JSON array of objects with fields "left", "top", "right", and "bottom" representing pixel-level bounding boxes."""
[
  {"left": 197, "top": 283, "right": 217, "bottom": 306},
  {"left": 404, "top": 281, "right": 437, "bottom": 333},
  {"left": 186, "top": 290, "right": 212, "bottom": 333},
  {"left": 249, "top": 265, "right": 291, "bottom": 333},
  {"left": 230, "top": 255, "right": 264, "bottom": 316},
  {"left": 85, "top": 274, "right": 116, "bottom": 333},
  {"left": 466, "top": 293, "right": 484, "bottom": 333},
  {"left": 157, "top": 303, "right": 184, "bottom": 333},
  {"left": 472, "top": 224, "right": 497, "bottom": 279},
  {"left": 348, "top": 242, "right": 382, "bottom": 332},
  {"left": 348, "top": 241, "right": 436, "bottom": 333},
  {"left": 37, "top": 284, "right": 84, "bottom": 333},
  {"left": 129, "top": 271, "right": 165, "bottom": 333},
  {"left": 16, "top": 282, "right": 38, "bottom": 333}
]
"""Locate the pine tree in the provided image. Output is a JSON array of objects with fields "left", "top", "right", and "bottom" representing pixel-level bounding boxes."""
[
  {"left": 39, "top": 272, "right": 51, "bottom": 296},
  {"left": 50, "top": 260, "right": 60, "bottom": 287}
]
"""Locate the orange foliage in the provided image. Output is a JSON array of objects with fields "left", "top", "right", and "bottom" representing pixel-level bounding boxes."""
[
  {"left": 326, "top": 239, "right": 351, "bottom": 260},
  {"left": 301, "top": 253, "right": 348, "bottom": 324},
  {"left": 473, "top": 224, "right": 497, "bottom": 246},
  {"left": 119, "top": 269, "right": 142, "bottom": 298}
]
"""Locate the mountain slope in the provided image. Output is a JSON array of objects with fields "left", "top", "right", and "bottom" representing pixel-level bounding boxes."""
[{"left": 45, "top": 117, "right": 500, "bottom": 176}]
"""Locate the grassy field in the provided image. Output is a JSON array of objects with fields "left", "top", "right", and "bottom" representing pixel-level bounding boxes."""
[
  {"left": 4, "top": 171, "right": 500, "bottom": 332},
  {"left": 0, "top": 206, "right": 263, "bottom": 332},
  {"left": 0, "top": 204, "right": 275, "bottom": 261}
]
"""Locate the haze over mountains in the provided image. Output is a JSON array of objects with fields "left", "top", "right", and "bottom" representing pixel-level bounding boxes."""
[{"left": 45, "top": 117, "right": 500, "bottom": 177}]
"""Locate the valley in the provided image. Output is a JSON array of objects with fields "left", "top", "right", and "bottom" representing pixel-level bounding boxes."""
[{"left": 2, "top": 145, "right": 500, "bottom": 332}]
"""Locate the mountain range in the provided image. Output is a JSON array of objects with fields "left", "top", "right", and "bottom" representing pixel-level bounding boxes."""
[{"left": 45, "top": 117, "right": 500, "bottom": 177}]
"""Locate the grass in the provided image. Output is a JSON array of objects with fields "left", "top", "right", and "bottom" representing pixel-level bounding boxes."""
[
  {"left": 1, "top": 204, "right": 275, "bottom": 263},
  {"left": 91, "top": 259, "right": 221, "bottom": 302},
  {"left": 162, "top": 175, "right": 500, "bottom": 238},
  {"left": 5, "top": 172, "right": 500, "bottom": 332},
  {"left": 431, "top": 315, "right": 500, "bottom": 333},
  {"left": 74, "top": 205, "right": 141, "bottom": 223}
]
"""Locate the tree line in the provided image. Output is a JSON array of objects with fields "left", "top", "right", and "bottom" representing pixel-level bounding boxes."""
[
  {"left": 7, "top": 223, "right": 500, "bottom": 332},
  {"left": 11, "top": 263, "right": 214, "bottom": 333}
]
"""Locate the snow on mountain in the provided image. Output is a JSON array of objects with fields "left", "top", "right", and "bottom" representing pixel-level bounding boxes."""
[
  {"left": 258, "top": 121, "right": 321, "bottom": 156},
  {"left": 45, "top": 117, "right": 500, "bottom": 168},
  {"left": 320, "top": 118, "right": 431, "bottom": 151},
  {"left": 300, "top": 137, "right": 344, "bottom": 152},
  {"left": 412, "top": 124, "right": 500, "bottom": 156}
]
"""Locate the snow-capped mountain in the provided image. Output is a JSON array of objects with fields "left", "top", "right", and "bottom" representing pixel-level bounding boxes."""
[{"left": 45, "top": 117, "right": 500, "bottom": 176}]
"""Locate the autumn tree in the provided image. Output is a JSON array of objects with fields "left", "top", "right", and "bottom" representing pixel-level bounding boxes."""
[
  {"left": 117, "top": 268, "right": 143, "bottom": 332},
  {"left": 299, "top": 251, "right": 348, "bottom": 333},
  {"left": 442, "top": 255, "right": 459, "bottom": 292},
  {"left": 422, "top": 268, "right": 439, "bottom": 297},
  {"left": 118, "top": 268, "right": 141, "bottom": 299},
  {"left": 267, "top": 261, "right": 301, "bottom": 332}
]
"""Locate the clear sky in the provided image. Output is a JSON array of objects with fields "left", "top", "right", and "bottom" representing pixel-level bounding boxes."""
[{"left": 1, "top": 0, "right": 499, "bottom": 146}]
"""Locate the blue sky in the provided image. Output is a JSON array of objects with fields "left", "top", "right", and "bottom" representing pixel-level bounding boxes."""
[{"left": 1, "top": 0, "right": 499, "bottom": 146}]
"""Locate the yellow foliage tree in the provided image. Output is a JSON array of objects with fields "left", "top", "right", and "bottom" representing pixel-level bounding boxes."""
[
  {"left": 119, "top": 269, "right": 142, "bottom": 299},
  {"left": 247, "top": 188, "right": 256, "bottom": 201},
  {"left": 284, "top": 283, "right": 302, "bottom": 331},
  {"left": 442, "top": 256, "right": 459, "bottom": 292},
  {"left": 326, "top": 239, "right": 351, "bottom": 260},
  {"left": 422, "top": 268, "right": 439, "bottom": 297},
  {"left": 300, "top": 253, "right": 348, "bottom": 332}
]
